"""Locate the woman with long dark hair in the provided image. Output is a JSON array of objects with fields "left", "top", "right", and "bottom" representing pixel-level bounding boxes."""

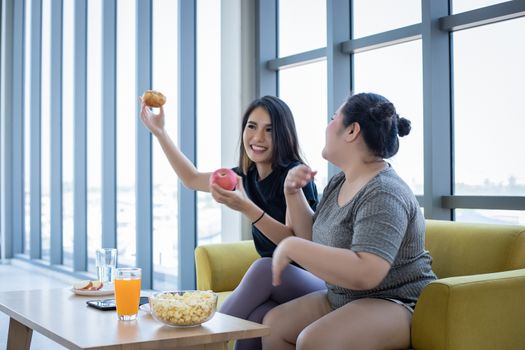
[{"left": 140, "top": 95, "right": 325, "bottom": 350}]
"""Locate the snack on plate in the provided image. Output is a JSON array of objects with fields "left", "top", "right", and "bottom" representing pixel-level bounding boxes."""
[
  {"left": 73, "top": 280, "right": 104, "bottom": 291},
  {"left": 149, "top": 290, "right": 218, "bottom": 327},
  {"left": 142, "top": 90, "right": 166, "bottom": 108}
]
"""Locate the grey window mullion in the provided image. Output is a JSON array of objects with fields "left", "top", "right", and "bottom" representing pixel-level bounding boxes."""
[
  {"left": 421, "top": 0, "right": 452, "bottom": 220},
  {"left": 327, "top": 0, "right": 350, "bottom": 179},
  {"left": 256, "top": 0, "right": 277, "bottom": 96},
  {"left": 178, "top": 0, "right": 197, "bottom": 290},
  {"left": 266, "top": 48, "right": 326, "bottom": 71},
  {"left": 73, "top": 0, "right": 87, "bottom": 271},
  {"left": 440, "top": 0, "right": 525, "bottom": 32},
  {"left": 442, "top": 196, "right": 525, "bottom": 210},
  {"left": 135, "top": 0, "right": 153, "bottom": 289},
  {"left": 30, "top": 0, "right": 42, "bottom": 259},
  {"left": 11, "top": 0, "right": 25, "bottom": 255},
  {"left": 341, "top": 23, "right": 422, "bottom": 54},
  {"left": 1, "top": 0, "right": 15, "bottom": 259},
  {"left": 49, "top": 0, "right": 63, "bottom": 264},
  {"left": 416, "top": 195, "right": 423, "bottom": 207},
  {"left": 101, "top": 0, "right": 117, "bottom": 249}
]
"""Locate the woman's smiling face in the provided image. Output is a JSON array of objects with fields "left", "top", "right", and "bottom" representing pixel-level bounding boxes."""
[{"left": 243, "top": 106, "right": 273, "bottom": 166}]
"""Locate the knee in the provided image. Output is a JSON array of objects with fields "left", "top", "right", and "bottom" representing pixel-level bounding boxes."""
[
  {"left": 262, "top": 305, "right": 280, "bottom": 328},
  {"left": 248, "top": 257, "right": 272, "bottom": 273},
  {"left": 242, "top": 257, "right": 272, "bottom": 284},
  {"left": 296, "top": 324, "right": 324, "bottom": 350},
  {"left": 231, "top": 257, "right": 273, "bottom": 290},
  {"left": 262, "top": 306, "right": 286, "bottom": 346},
  {"left": 261, "top": 308, "right": 277, "bottom": 349}
]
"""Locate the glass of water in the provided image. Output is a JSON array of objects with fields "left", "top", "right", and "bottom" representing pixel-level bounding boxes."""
[{"left": 96, "top": 248, "right": 117, "bottom": 283}]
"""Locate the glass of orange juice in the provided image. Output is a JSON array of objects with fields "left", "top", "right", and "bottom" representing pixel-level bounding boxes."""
[{"left": 114, "top": 267, "right": 141, "bottom": 321}]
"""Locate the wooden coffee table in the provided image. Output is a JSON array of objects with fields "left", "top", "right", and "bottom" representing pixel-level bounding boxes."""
[{"left": 0, "top": 288, "right": 269, "bottom": 350}]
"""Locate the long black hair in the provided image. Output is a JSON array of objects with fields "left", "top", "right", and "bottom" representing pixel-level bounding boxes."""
[
  {"left": 238, "top": 96, "right": 304, "bottom": 173},
  {"left": 340, "top": 92, "right": 411, "bottom": 159}
]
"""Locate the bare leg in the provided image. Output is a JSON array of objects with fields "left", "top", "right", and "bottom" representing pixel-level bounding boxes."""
[
  {"left": 297, "top": 298, "right": 412, "bottom": 350},
  {"left": 262, "top": 291, "right": 331, "bottom": 350},
  {"left": 263, "top": 294, "right": 412, "bottom": 350}
]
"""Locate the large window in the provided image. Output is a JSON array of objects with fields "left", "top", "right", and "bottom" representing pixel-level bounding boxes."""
[
  {"left": 62, "top": 0, "right": 75, "bottom": 267},
  {"left": 116, "top": 0, "right": 137, "bottom": 267},
  {"left": 452, "top": 17, "right": 525, "bottom": 224},
  {"left": 452, "top": 0, "right": 511, "bottom": 14},
  {"left": 278, "top": 0, "right": 326, "bottom": 56},
  {"left": 352, "top": 0, "right": 420, "bottom": 38},
  {"left": 152, "top": 0, "right": 179, "bottom": 290},
  {"left": 265, "top": 0, "right": 525, "bottom": 226},
  {"left": 279, "top": 61, "right": 329, "bottom": 190},
  {"left": 3, "top": 0, "right": 525, "bottom": 286},
  {"left": 456, "top": 209, "right": 525, "bottom": 225},
  {"left": 453, "top": 18, "right": 525, "bottom": 196},
  {"left": 23, "top": 0, "right": 32, "bottom": 255},
  {"left": 354, "top": 41, "right": 423, "bottom": 194},
  {"left": 277, "top": 0, "right": 328, "bottom": 191},
  {"left": 87, "top": 0, "right": 103, "bottom": 273},
  {"left": 197, "top": 0, "right": 222, "bottom": 246}
]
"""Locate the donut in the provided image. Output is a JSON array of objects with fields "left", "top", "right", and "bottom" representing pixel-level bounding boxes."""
[{"left": 142, "top": 90, "right": 166, "bottom": 108}]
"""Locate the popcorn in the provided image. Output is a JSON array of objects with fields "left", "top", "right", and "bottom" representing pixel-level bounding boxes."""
[{"left": 149, "top": 290, "right": 217, "bottom": 327}]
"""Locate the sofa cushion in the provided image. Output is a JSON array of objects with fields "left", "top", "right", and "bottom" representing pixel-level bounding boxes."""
[
  {"left": 507, "top": 229, "right": 525, "bottom": 269},
  {"left": 425, "top": 220, "right": 525, "bottom": 278}
]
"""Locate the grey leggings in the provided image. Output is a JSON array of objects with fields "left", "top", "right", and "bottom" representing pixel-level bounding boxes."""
[{"left": 219, "top": 257, "right": 325, "bottom": 350}]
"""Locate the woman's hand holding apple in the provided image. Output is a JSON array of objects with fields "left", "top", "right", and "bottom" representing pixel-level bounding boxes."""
[
  {"left": 209, "top": 168, "right": 238, "bottom": 191},
  {"left": 210, "top": 175, "right": 252, "bottom": 213}
]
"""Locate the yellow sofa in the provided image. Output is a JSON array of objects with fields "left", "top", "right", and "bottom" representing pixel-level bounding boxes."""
[{"left": 195, "top": 220, "right": 525, "bottom": 350}]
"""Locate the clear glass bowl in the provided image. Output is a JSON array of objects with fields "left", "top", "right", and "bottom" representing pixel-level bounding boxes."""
[{"left": 148, "top": 290, "right": 218, "bottom": 327}]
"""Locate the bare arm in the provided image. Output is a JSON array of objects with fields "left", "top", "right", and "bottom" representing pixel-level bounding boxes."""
[
  {"left": 272, "top": 237, "right": 391, "bottom": 290},
  {"left": 210, "top": 179, "right": 295, "bottom": 244},
  {"left": 140, "top": 101, "right": 211, "bottom": 192},
  {"left": 154, "top": 132, "right": 211, "bottom": 191},
  {"left": 283, "top": 165, "right": 317, "bottom": 240}
]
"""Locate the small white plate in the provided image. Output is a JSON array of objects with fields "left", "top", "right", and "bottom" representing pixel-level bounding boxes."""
[
  {"left": 139, "top": 303, "right": 150, "bottom": 313},
  {"left": 71, "top": 283, "right": 114, "bottom": 296}
]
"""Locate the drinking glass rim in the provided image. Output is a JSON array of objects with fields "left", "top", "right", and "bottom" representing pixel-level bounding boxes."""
[
  {"left": 97, "top": 248, "right": 117, "bottom": 252},
  {"left": 116, "top": 267, "right": 141, "bottom": 272}
]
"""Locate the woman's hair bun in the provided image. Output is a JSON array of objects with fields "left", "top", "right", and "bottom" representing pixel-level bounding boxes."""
[
  {"left": 397, "top": 117, "right": 411, "bottom": 137},
  {"left": 368, "top": 102, "right": 396, "bottom": 122}
]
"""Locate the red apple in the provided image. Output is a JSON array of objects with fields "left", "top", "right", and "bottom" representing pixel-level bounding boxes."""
[{"left": 210, "top": 168, "right": 238, "bottom": 191}]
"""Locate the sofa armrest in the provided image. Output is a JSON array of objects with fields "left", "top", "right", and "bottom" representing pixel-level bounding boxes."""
[
  {"left": 195, "top": 240, "right": 260, "bottom": 292},
  {"left": 411, "top": 268, "right": 525, "bottom": 350}
]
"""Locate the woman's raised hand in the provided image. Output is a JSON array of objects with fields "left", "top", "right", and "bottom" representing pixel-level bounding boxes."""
[
  {"left": 139, "top": 97, "right": 166, "bottom": 137},
  {"left": 284, "top": 164, "right": 317, "bottom": 195}
]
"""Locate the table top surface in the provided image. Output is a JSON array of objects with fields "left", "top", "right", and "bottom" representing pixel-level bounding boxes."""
[{"left": 0, "top": 288, "right": 269, "bottom": 350}]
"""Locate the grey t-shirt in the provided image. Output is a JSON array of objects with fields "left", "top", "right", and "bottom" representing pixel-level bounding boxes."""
[{"left": 312, "top": 166, "right": 437, "bottom": 309}]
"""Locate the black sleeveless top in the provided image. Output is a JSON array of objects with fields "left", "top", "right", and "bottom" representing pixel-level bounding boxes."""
[{"left": 233, "top": 162, "right": 318, "bottom": 257}]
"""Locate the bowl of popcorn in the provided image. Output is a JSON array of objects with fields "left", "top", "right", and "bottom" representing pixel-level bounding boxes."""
[{"left": 148, "top": 290, "right": 218, "bottom": 327}]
